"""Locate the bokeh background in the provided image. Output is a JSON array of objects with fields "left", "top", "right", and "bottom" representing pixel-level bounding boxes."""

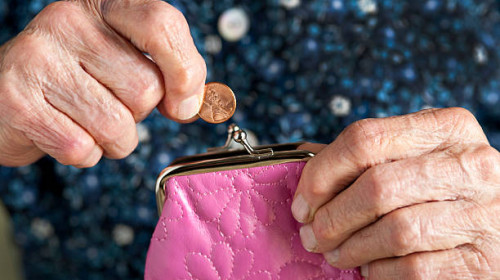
[{"left": 0, "top": 0, "right": 499, "bottom": 279}]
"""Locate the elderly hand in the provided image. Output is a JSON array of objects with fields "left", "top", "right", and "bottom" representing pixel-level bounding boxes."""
[
  {"left": 0, "top": 0, "right": 206, "bottom": 167},
  {"left": 293, "top": 108, "right": 500, "bottom": 279}
]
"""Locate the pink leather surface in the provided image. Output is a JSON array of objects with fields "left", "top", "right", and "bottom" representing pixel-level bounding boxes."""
[{"left": 145, "top": 161, "right": 362, "bottom": 280}]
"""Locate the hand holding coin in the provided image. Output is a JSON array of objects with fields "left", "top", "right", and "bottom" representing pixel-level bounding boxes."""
[{"left": 198, "top": 82, "right": 237, "bottom": 124}]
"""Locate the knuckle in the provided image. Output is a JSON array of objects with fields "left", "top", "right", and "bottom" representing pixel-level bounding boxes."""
[
  {"left": 40, "top": 1, "right": 77, "bottom": 14},
  {"left": 96, "top": 117, "right": 130, "bottom": 145},
  {"left": 128, "top": 82, "right": 160, "bottom": 120},
  {"left": 140, "top": 3, "right": 206, "bottom": 95},
  {"left": 387, "top": 210, "right": 421, "bottom": 256},
  {"left": 166, "top": 54, "right": 207, "bottom": 97},
  {"left": 309, "top": 183, "right": 329, "bottom": 198},
  {"left": 460, "top": 144, "right": 500, "bottom": 183},
  {"left": 96, "top": 124, "right": 121, "bottom": 145},
  {"left": 452, "top": 108, "right": 481, "bottom": 132},
  {"left": 440, "top": 107, "right": 484, "bottom": 140},
  {"left": 169, "top": 7, "right": 189, "bottom": 31},
  {"left": 313, "top": 206, "right": 336, "bottom": 241},
  {"left": 32, "top": 1, "right": 82, "bottom": 30},
  {"left": 417, "top": 108, "right": 486, "bottom": 145},
  {"left": 58, "top": 136, "right": 95, "bottom": 166},
  {"left": 401, "top": 255, "right": 430, "bottom": 280},
  {"left": 303, "top": 164, "right": 329, "bottom": 198},
  {"left": 362, "top": 167, "right": 392, "bottom": 217},
  {"left": 143, "top": 2, "right": 189, "bottom": 42},
  {"left": 446, "top": 107, "right": 477, "bottom": 124},
  {"left": 162, "top": 4, "right": 189, "bottom": 34},
  {"left": 4, "top": 33, "right": 49, "bottom": 67},
  {"left": 41, "top": 1, "right": 78, "bottom": 13},
  {"left": 96, "top": 116, "right": 138, "bottom": 159},
  {"left": 335, "top": 249, "right": 359, "bottom": 269},
  {"left": 343, "top": 118, "right": 382, "bottom": 161}
]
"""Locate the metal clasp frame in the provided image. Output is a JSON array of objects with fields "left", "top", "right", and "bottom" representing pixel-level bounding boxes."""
[{"left": 207, "top": 124, "right": 274, "bottom": 158}]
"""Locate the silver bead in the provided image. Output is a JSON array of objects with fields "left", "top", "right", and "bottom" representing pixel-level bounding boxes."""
[{"left": 218, "top": 8, "right": 250, "bottom": 42}]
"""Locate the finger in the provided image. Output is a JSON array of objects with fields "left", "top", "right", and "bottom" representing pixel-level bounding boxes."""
[
  {"left": 292, "top": 108, "right": 489, "bottom": 223},
  {"left": 70, "top": 5, "right": 164, "bottom": 122},
  {"left": 98, "top": 0, "right": 207, "bottom": 121},
  {"left": 0, "top": 25, "right": 104, "bottom": 167},
  {"left": 31, "top": 113, "right": 104, "bottom": 168},
  {"left": 298, "top": 143, "right": 327, "bottom": 154},
  {"left": 5, "top": 86, "right": 103, "bottom": 168},
  {"left": 303, "top": 146, "right": 494, "bottom": 253},
  {"left": 41, "top": 62, "right": 138, "bottom": 159},
  {"left": 365, "top": 245, "right": 500, "bottom": 280},
  {"left": 323, "top": 200, "right": 479, "bottom": 268}
]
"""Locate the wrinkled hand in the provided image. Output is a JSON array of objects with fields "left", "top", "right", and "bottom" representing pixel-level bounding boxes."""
[
  {"left": 293, "top": 108, "right": 500, "bottom": 279},
  {"left": 0, "top": 0, "right": 206, "bottom": 167}
]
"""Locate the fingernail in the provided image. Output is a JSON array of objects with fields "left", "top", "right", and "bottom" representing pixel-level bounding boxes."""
[
  {"left": 361, "top": 264, "right": 369, "bottom": 278},
  {"left": 324, "top": 249, "right": 340, "bottom": 264},
  {"left": 177, "top": 94, "right": 202, "bottom": 120},
  {"left": 291, "top": 194, "right": 310, "bottom": 223},
  {"left": 299, "top": 224, "right": 317, "bottom": 252}
]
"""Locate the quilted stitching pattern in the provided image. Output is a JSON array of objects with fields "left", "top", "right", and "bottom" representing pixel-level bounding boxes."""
[{"left": 145, "top": 162, "right": 362, "bottom": 280}]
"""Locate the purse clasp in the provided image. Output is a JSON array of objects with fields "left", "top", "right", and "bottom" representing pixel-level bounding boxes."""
[{"left": 207, "top": 124, "right": 274, "bottom": 158}]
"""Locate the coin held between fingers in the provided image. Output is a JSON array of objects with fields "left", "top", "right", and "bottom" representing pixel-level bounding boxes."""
[{"left": 198, "top": 82, "right": 237, "bottom": 124}]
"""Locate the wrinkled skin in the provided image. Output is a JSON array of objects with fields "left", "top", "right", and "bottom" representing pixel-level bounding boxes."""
[
  {"left": 1, "top": 1, "right": 500, "bottom": 279},
  {"left": 0, "top": 0, "right": 207, "bottom": 167},
  {"left": 294, "top": 108, "right": 500, "bottom": 279}
]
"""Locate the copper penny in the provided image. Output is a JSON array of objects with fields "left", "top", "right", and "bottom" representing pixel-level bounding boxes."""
[{"left": 198, "top": 82, "right": 237, "bottom": 124}]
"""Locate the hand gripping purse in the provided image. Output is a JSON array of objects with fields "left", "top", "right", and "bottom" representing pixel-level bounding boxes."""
[{"left": 145, "top": 124, "right": 362, "bottom": 280}]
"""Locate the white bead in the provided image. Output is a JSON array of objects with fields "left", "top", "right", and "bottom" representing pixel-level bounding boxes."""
[
  {"left": 329, "top": 96, "right": 351, "bottom": 116},
  {"left": 113, "top": 224, "right": 135, "bottom": 246},
  {"left": 358, "top": 0, "right": 377, "bottom": 14},
  {"left": 157, "top": 152, "right": 170, "bottom": 165},
  {"left": 136, "top": 123, "right": 151, "bottom": 143},
  {"left": 280, "top": 0, "right": 301, "bottom": 9},
  {"left": 474, "top": 45, "right": 488, "bottom": 64},
  {"left": 332, "top": 0, "right": 344, "bottom": 10},
  {"left": 31, "top": 218, "right": 54, "bottom": 240},
  {"left": 218, "top": 8, "right": 250, "bottom": 42},
  {"left": 205, "top": 35, "right": 222, "bottom": 54}
]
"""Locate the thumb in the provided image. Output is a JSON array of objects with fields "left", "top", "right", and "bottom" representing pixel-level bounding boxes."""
[{"left": 98, "top": 0, "right": 206, "bottom": 121}]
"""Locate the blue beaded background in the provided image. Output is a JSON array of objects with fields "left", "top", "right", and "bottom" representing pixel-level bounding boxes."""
[{"left": 0, "top": 0, "right": 499, "bottom": 279}]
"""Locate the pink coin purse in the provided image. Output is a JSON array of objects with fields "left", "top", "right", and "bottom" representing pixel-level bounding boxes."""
[{"left": 145, "top": 125, "right": 362, "bottom": 280}]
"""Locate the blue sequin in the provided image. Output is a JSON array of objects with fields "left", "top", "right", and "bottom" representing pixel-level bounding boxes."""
[{"left": 0, "top": 0, "right": 499, "bottom": 279}]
